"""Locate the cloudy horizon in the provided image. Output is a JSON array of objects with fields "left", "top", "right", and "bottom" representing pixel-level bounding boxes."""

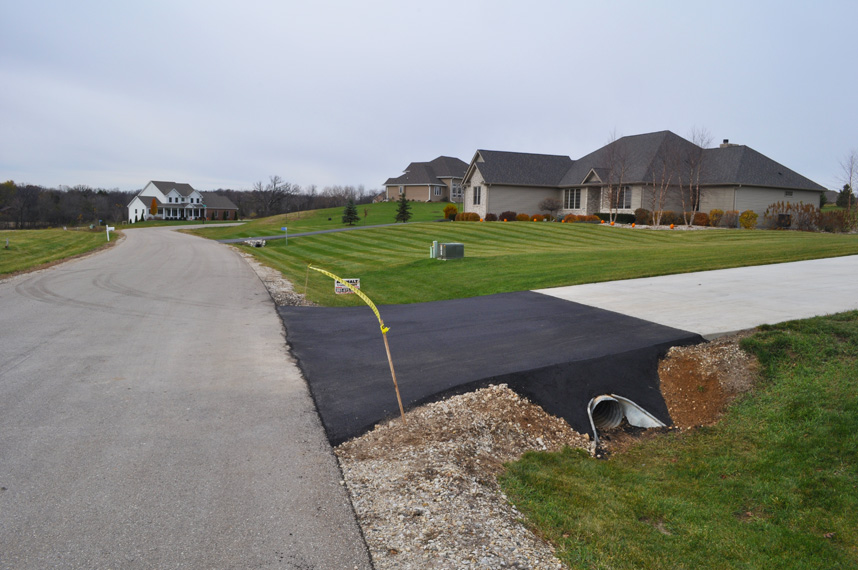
[{"left": 2, "top": 0, "right": 856, "bottom": 193}]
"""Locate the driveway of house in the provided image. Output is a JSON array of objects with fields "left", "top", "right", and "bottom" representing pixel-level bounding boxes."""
[
  {"left": 0, "top": 228, "right": 371, "bottom": 569},
  {"left": 534, "top": 255, "right": 858, "bottom": 338}
]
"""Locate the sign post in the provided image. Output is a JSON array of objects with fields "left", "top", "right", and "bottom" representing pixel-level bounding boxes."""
[
  {"left": 106, "top": 226, "right": 115, "bottom": 242},
  {"left": 281, "top": 226, "right": 287, "bottom": 245}
]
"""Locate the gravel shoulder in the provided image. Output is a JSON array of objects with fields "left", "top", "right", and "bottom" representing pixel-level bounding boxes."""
[{"left": 240, "top": 249, "right": 760, "bottom": 569}]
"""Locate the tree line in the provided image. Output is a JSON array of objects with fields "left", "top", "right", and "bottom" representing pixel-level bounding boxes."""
[{"left": 0, "top": 178, "right": 381, "bottom": 228}]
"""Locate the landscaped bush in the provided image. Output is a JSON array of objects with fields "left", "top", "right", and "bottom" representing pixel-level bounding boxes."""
[
  {"left": 739, "top": 210, "right": 758, "bottom": 229},
  {"left": 692, "top": 212, "right": 710, "bottom": 226},
  {"left": 817, "top": 209, "right": 858, "bottom": 233},
  {"left": 660, "top": 210, "right": 681, "bottom": 225},
  {"left": 562, "top": 214, "right": 600, "bottom": 223},
  {"left": 709, "top": 209, "right": 724, "bottom": 227},
  {"left": 531, "top": 214, "right": 545, "bottom": 222},
  {"left": 484, "top": 213, "right": 498, "bottom": 222},
  {"left": 499, "top": 211, "right": 517, "bottom": 222},
  {"left": 443, "top": 203, "right": 458, "bottom": 220},
  {"left": 634, "top": 208, "right": 653, "bottom": 225},
  {"left": 516, "top": 213, "right": 531, "bottom": 221},
  {"left": 595, "top": 213, "right": 636, "bottom": 224},
  {"left": 720, "top": 210, "right": 739, "bottom": 228},
  {"left": 762, "top": 201, "right": 820, "bottom": 231}
]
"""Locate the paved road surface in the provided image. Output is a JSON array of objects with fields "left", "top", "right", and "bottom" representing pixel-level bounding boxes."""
[
  {"left": 0, "top": 228, "right": 371, "bottom": 569},
  {"left": 535, "top": 255, "right": 858, "bottom": 338}
]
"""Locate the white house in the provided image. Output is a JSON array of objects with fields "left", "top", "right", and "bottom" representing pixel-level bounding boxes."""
[{"left": 127, "top": 181, "right": 237, "bottom": 223}]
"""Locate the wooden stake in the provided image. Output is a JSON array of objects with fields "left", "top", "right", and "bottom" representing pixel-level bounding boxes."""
[
  {"left": 304, "top": 266, "right": 310, "bottom": 297},
  {"left": 381, "top": 326, "right": 406, "bottom": 424}
]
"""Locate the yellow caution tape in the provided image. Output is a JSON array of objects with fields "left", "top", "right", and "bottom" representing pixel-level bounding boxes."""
[{"left": 308, "top": 265, "right": 389, "bottom": 334}]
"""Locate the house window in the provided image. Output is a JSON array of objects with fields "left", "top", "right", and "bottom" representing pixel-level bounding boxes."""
[
  {"left": 563, "top": 188, "right": 581, "bottom": 209},
  {"left": 785, "top": 191, "right": 793, "bottom": 197},
  {"left": 452, "top": 182, "right": 463, "bottom": 200},
  {"left": 168, "top": 197, "right": 172, "bottom": 203},
  {"left": 399, "top": 186, "right": 404, "bottom": 195},
  {"left": 434, "top": 187, "right": 441, "bottom": 197},
  {"left": 473, "top": 186, "right": 481, "bottom": 205},
  {"left": 615, "top": 186, "right": 631, "bottom": 209}
]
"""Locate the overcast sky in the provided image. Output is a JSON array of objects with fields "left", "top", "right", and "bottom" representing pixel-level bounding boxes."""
[{"left": 2, "top": 1, "right": 855, "bottom": 193}]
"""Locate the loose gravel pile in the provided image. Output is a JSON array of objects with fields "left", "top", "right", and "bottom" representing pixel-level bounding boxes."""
[{"left": 336, "top": 385, "right": 590, "bottom": 570}]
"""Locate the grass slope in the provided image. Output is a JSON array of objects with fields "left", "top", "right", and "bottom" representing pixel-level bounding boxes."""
[
  {"left": 225, "top": 221, "right": 858, "bottom": 306},
  {"left": 0, "top": 229, "right": 110, "bottom": 276},
  {"left": 187, "top": 201, "right": 449, "bottom": 240},
  {"left": 500, "top": 312, "right": 858, "bottom": 569}
]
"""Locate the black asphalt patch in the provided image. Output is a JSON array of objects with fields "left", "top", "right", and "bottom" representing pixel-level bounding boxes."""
[{"left": 279, "top": 291, "right": 703, "bottom": 445}]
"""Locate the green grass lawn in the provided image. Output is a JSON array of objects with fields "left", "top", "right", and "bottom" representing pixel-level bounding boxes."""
[
  {"left": 499, "top": 311, "right": 858, "bottom": 569},
  {"left": 186, "top": 201, "right": 450, "bottom": 240},
  {"left": 225, "top": 221, "right": 858, "bottom": 306},
  {"left": 0, "top": 228, "right": 112, "bottom": 275}
]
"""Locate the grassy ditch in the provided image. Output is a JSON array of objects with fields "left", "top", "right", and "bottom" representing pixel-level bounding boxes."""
[
  {"left": 0, "top": 228, "right": 112, "bottom": 276},
  {"left": 499, "top": 312, "right": 858, "bottom": 569},
  {"left": 226, "top": 221, "right": 858, "bottom": 306},
  {"left": 187, "top": 201, "right": 450, "bottom": 240}
]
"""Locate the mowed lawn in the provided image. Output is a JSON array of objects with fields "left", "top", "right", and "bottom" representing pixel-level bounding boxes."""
[
  {"left": 500, "top": 311, "right": 858, "bottom": 569},
  {"left": 187, "top": 201, "right": 450, "bottom": 240},
  {"left": 0, "top": 229, "right": 111, "bottom": 276},
  {"left": 225, "top": 221, "right": 858, "bottom": 306}
]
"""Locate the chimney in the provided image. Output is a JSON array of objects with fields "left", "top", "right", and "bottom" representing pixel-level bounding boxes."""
[{"left": 720, "top": 139, "right": 737, "bottom": 148}]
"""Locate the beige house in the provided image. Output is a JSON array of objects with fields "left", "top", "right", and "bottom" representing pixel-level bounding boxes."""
[
  {"left": 462, "top": 131, "right": 826, "bottom": 222},
  {"left": 384, "top": 156, "right": 468, "bottom": 202}
]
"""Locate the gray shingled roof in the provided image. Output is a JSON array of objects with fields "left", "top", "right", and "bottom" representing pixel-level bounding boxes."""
[
  {"left": 201, "top": 192, "right": 238, "bottom": 210},
  {"left": 560, "top": 131, "right": 699, "bottom": 186},
  {"left": 701, "top": 145, "right": 826, "bottom": 191},
  {"left": 149, "top": 180, "right": 197, "bottom": 197},
  {"left": 385, "top": 156, "right": 468, "bottom": 186},
  {"left": 474, "top": 150, "right": 574, "bottom": 187}
]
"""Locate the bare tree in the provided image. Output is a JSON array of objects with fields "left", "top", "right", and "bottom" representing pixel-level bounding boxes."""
[
  {"left": 604, "top": 131, "right": 629, "bottom": 223},
  {"left": 538, "top": 197, "right": 562, "bottom": 220},
  {"left": 648, "top": 148, "right": 674, "bottom": 226},
  {"left": 840, "top": 150, "right": 857, "bottom": 213},
  {"left": 675, "top": 127, "right": 712, "bottom": 226},
  {"left": 252, "top": 175, "right": 296, "bottom": 217}
]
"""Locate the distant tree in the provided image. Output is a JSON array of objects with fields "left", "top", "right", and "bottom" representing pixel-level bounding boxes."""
[
  {"left": 342, "top": 199, "right": 359, "bottom": 225},
  {"left": 394, "top": 194, "right": 412, "bottom": 223},
  {"left": 150, "top": 197, "right": 158, "bottom": 217},
  {"left": 363, "top": 207, "right": 370, "bottom": 223},
  {"left": 538, "top": 197, "right": 562, "bottom": 220},
  {"left": 836, "top": 184, "right": 855, "bottom": 209}
]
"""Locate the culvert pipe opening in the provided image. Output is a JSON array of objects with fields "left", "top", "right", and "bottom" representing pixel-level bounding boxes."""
[
  {"left": 587, "top": 394, "right": 667, "bottom": 445},
  {"left": 590, "top": 397, "right": 623, "bottom": 429}
]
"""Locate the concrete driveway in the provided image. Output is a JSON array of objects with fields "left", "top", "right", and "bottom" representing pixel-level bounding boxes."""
[
  {"left": 0, "top": 228, "right": 371, "bottom": 569},
  {"left": 535, "top": 255, "right": 858, "bottom": 338}
]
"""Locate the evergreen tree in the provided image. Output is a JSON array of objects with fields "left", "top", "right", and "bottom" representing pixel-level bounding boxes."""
[
  {"left": 836, "top": 184, "right": 855, "bottom": 209},
  {"left": 394, "top": 194, "right": 412, "bottom": 223},
  {"left": 341, "top": 199, "right": 359, "bottom": 225}
]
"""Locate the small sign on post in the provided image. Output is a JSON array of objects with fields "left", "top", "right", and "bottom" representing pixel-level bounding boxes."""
[
  {"left": 106, "top": 226, "right": 115, "bottom": 241},
  {"left": 281, "top": 226, "right": 287, "bottom": 245},
  {"left": 335, "top": 278, "right": 360, "bottom": 294}
]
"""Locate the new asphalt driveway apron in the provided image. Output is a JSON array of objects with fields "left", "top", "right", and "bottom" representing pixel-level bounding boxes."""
[
  {"left": 280, "top": 292, "right": 702, "bottom": 445},
  {"left": 0, "top": 227, "right": 371, "bottom": 569}
]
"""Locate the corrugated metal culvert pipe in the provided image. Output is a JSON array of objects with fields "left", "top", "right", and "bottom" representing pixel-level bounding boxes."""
[{"left": 587, "top": 394, "right": 667, "bottom": 445}]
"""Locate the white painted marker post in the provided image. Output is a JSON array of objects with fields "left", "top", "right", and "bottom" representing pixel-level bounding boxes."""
[
  {"left": 106, "top": 226, "right": 115, "bottom": 242},
  {"left": 281, "top": 226, "right": 287, "bottom": 245}
]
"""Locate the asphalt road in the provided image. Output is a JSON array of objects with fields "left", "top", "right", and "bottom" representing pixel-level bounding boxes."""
[{"left": 0, "top": 228, "right": 371, "bottom": 569}]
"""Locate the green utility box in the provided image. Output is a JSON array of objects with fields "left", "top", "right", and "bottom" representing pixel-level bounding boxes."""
[{"left": 438, "top": 242, "right": 464, "bottom": 260}]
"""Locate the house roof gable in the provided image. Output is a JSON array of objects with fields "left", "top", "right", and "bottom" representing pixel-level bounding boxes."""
[
  {"left": 200, "top": 192, "right": 238, "bottom": 210},
  {"left": 701, "top": 145, "right": 826, "bottom": 191},
  {"left": 384, "top": 156, "right": 468, "bottom": 186},
  {"left": 470, "top": 150, "right": 574, "bottom": 187}
]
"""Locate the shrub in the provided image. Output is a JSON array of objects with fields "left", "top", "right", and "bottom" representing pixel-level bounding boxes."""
[
  {"left": 634, "top": 208, "right": 653, "bottom": 225},
  {"left": 531, "top": 214, "right": 545, "bottom": 222},
  {"left": 739, "top": 210, "right": 758, "bottom": 229},
  {"left": 484, "top": 213, "right": 498, "bottom": 222},
  {"left": 595, "top": 213, "right": 636, "bottom": 224},
  {"left": 464, "top": 212, "right": 481, "bottom": 221},
  {"left": 660, "top": 210, "right": 680, "bottom": 225},
  {"left": 454, "top": 212, "right": 464, "bottom": 221},
  {"left": 709, "top": 209, "right": 724, "bottom": 227},
  {"left": 762, "top": 201, "right": 820, "bottom": 231},
  {"left": 818, "top": 209, "right": 858, "bottom": 232},
  {"left": 443, "top": 203, "right": 458, "bottom": 220},
  {"left": 692, "top": 212, "right": 710, "bottom": 226},
  {"left": 499, "top": 211, "right": 517, "bottom": 222},
  {"left": 516, "top": 213, "right": 531, "bottom": 221},
  {"left": 562, "top": 214, "right": 600, "bottom": 223},
  {"left": 720, "top": 210, "right": 739, "bottom": 228}
]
